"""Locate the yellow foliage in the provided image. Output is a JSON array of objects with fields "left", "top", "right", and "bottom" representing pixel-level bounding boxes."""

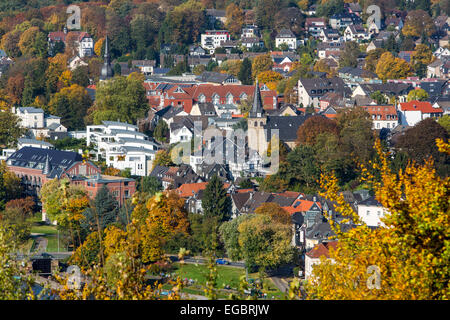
[{"left": 305, "top": 140, "right": 450, "bottom": 299}]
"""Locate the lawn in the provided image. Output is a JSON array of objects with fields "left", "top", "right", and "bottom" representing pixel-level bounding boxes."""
[
  {"left": 167, "top": 263, "right": 285, "bottom": 300},
  {"left": 28, "top": 217, "right": 67, "bottom": 252},
  {"left": 172, "top": 262, "right": 245, "bottom": 289}
]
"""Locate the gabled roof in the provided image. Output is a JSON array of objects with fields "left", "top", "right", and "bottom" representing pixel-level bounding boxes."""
[
  {"left": 306, "top": 241, "right": 339, "bottom": 259},
  {"left": 399, "top": 100, "right": 443, "bottom": 113},
  {"left": 265, "top": 115, "right": 311, "bottom": 142}
]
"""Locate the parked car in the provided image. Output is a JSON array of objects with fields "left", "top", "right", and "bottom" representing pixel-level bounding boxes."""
[{"left": 215, "top": 258, "right": 230, "bottom": 265}]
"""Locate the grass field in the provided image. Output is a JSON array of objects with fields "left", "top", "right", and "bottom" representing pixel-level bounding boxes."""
[
  {"left": 166, "top": 262, "right": 285, "bottom": 299},
  {"left": 29, "top": 217, "right": 67, "bottom": 252}
]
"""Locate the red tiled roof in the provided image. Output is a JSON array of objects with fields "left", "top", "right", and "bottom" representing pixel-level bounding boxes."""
[
  {"left": 175, "top": 182, "right": 231, "bottom": 197},
  {"left": 290, "top": 199, "right": 321, "bottom": 212},
  {"left": 306, "top": 241, "right": 339, "bottom": 259},
  {"left": 399, "top": 100, "right": 443, "bottom": 113},
  {"left": 361, "top": 105, "right": 398, "bottom": 121}
]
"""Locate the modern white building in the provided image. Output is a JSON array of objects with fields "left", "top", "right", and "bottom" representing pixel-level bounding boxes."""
[
  {"left": 201, "top": 30, "right": 231, "bottom": 54},
  {"left": 357, "top": 196, "right": 388, "bottom": 228},
  {"left": 87, "top": 121, "right": 160, "bottom": 176}
]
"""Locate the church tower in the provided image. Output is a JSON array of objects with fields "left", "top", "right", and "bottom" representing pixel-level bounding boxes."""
[
  {"left": 247, "top": 79, "right": 268, "bottom": 159},
  {"left": 100, "top": 36, "right": 113, "bottom": 81}
]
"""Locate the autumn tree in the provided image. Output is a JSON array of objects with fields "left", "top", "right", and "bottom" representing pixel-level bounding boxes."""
[
  {"left": 160, "top": 0, "right": 207, "bottom": 47},
  {"left": 133, "top": 191, "right": 190, "bottom": 263},
  {"left": 252, "top": 53, "right": 273, "bottom": 79},
  {"left": 365, "top": 48, "right": 386, "bottom": 72},
  {"left": 301, "top": 140, "right": 450, "bottom": 299},
  {"left": 18, "top": 26, "right": 47, "bottom": 58},
  {"left": 375, "top": 51, "right": 413, "bottom": 80},
  {"left": 47, "top": 84, "right": 92, "bottom": 130},
  {"left": 0, "top": 225, "right": 37, "bottom": 299},
  {"left": 152, "top": 150, "right": 174, "bottom": 169},
  {"left": 402, "top": 10, "right": 435, "bottom": 38},
  {"left": 255, "top": 202, "right": 291, "bottom": 225},
  {"left": 296, "top": 115, "right": 338, "bottom": 146},
  {"left": 225, "top": 3, "right": 245, "bottom": 37},
  {"left": 407, "top": 88, "right": 429, "bottom": 102},
  {"left": 395, "top": 118, "right": 449, "bottom": 177},
  {"left": 256, "top": 70, "right": 283, "bottom": 91}
]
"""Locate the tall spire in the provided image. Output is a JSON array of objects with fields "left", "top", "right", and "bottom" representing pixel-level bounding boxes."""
[
  {"left": 100, "top": 35, "right": 113, "bottom": 80},
  {"left": 104, "top": 35, "right": 110, "bottom": 62},
  {"left": 250, "top": 79, "right": 264, "bottom": 118},
  {"left": 42, "top": 154, "right": 51, "bottom": 175}
]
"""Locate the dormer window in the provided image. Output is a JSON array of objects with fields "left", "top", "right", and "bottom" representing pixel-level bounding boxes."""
[
  {"left": 212, "top": 94, "right": 220, "bottom": 105},
  {"left": 199, "top": 94, "right": 206, "bottom": 103}
]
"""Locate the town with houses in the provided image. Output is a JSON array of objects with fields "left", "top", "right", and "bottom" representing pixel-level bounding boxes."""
[{"left": 0, "top": 0, "right": 448, "bottom": 302}]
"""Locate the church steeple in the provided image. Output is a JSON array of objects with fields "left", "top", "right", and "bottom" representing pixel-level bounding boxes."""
[
  {"left": 249, "top": 79, "right": 264, "bottom": 118},
  {"left": 100, "top": 35, "right": 113, "bottom": 81}
]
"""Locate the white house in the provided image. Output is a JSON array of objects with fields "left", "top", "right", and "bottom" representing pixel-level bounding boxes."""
[
  {"left": 305, "top": 241, "right": 338, "bottom": 281},
  {"left": 361, "top": 105, "right": 399, "bottom": 130},
  {"left": 357, "top": 196, "right": 388, "bottom": 227},
  {"left": 275, "top": 29, "right": 297, "bottom": 50},
  {"left": 344, "top": 25, "right": 370, "bottom": 42},
  {"left": 201, "top": 30, "right": 231, "bottom": 54},
  {"left": 398, "top": 100, "right": 444, "bottom": 126},
  {"left": 77, "top": 32, "right": 94, "bottom": 58},
  {"left": 13, "top": 107, "right": 67, "bottom": 138}
]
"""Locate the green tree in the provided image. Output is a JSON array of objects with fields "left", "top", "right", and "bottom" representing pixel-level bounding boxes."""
[
  {"left": 88, "top": 75, "right": 148, "bottom": 125},
  {"left": 138, "top": 176, "right": 162, "bottom": 195},
  {"left": 81, "top": 185, "right": 119, "bottom": 236},
  {"left": 202, "top": 175, "right": 231, "bottom": 222},
  {"left": 339, "top": 41, "right": 360, "bottom": 68},
  {"left": 370, "top": 91, "right": 388, "bottom": 104},
  {"left": 154, "top": 120, "right": 169, "bottom": 143},
  {"left": 238, "top": 57, "right": 253, "bottom": 85},
  {"left": 237, "top": 214, "right": 294, "bottom": 273},
  {"left": 407, "top": 88, "right": 429, "bottom": 101},
  {"left": 438, "top": 115, "right": 450, "bottom": 134},
  {"left": 0, "top": 112, "right": 26, "bottom": 149}
]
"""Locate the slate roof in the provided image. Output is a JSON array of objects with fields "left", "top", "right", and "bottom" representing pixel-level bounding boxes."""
[
  {"left": 149, "top": 165, "right": 170, "bottom": 179},
  {"left": 299, "top": 77, "right": 352, "bottom": 97},
  {"left": 264, "top": 115, "right": 311, "bottom": 142},
  {"left": 358, "top": 195, "right": 383, "bottom": 207},
  {"left": 197, "top": 71, "right": 235, "bottom": 84},
  {"left": 7, "top": 147, "right": 83, "bottom": 179},
  {"left": 358, "top": 83, "right": 413, "bottom": 96},
  {"left": 338, "top": 67, "right": 377, "bottom": 79}
]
